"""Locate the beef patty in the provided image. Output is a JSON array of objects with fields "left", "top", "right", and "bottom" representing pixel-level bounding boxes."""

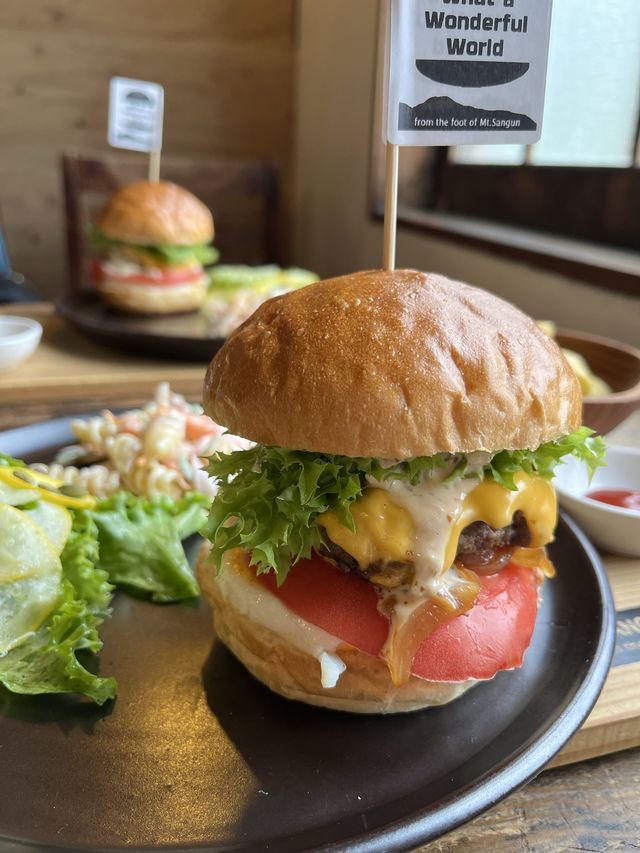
[{"left": 320, "top": 511, "right": 531, "bottom": 588}]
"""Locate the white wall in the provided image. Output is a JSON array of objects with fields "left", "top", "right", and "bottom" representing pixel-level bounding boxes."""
[{"left": 292, "top": 0, "right": 640, "bottom": 346}]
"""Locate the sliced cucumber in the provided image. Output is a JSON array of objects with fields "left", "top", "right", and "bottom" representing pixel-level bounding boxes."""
[
  {"left": 0, "top": 504, "right": 62, "bottom": 655},
  {"left": 0, "top": 482, "right": 72, "bottom": 553}
]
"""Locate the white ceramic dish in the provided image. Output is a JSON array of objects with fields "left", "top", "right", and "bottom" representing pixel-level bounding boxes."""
[
  {"left": 0, "top": 315, "right": 42, "bottom": 372},
  {"left": 554, "top": 446, "right": 640, "bottom": 556}
]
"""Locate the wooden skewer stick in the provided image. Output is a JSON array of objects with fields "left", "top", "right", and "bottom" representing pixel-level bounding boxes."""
[
  {"left": 382, "top": 142, "right": 399, "bottom": 270},
  {"left": 148, "top": 149, "right": 161, "bottom": 182}
]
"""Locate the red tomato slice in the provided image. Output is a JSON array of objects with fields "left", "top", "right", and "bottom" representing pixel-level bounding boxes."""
[
  {"left": 91, "top": 258, "right": 202, "bottom": 286},
  {"left": 258, "top": 554, "right": 389, "bottom": 656},
  {"left": 410, "top": 564, "right": 538, "bottom": 681},
  {"left": 257, "top": 554, "right": 539, "bottom": 683}
]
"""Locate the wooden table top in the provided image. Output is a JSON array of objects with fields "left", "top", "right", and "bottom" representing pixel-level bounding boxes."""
[
  {"left": 1, "top": 303, "right": 639, "bottom": 852},
  {"left": 0, "top": 303, "right": 207, "bottom": 424}
]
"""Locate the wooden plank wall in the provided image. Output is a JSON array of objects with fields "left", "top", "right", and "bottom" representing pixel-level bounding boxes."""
[{"left": 0, "top": 1, "right": 295, "bottom": 298}]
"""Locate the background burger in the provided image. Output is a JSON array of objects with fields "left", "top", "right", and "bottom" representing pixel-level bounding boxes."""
[
  {"left": 91, "top": 180, "right": 217, "bottom": 314},
  {"left": 198, "top": 269, "right": 605, "bottom": 713}
]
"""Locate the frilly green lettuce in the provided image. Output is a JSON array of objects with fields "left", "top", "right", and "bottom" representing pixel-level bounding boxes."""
[
  {"left": 205, "top": 428, "right": 606, "bottom": 583},
  {"left": 482, "top": 427, "right": 606, "bottom": 489}
]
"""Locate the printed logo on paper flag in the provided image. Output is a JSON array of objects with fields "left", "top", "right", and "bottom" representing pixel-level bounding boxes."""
[
  {"left": 108, "top": 77, "right": 164, "bottom": 153},
  {"left": 386, "top": 0, "right": 553, "bottom": 145}
]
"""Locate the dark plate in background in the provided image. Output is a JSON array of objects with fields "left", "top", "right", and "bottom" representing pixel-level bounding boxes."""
[
  {"left": 57, "top": 292, "right": 225, "bottom": 361},
  {"left": 0, "top": 417, "right": 616, "bottom": 853}
]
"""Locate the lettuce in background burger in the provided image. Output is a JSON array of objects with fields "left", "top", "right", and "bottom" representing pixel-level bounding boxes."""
[
  {"left": 91, "top": 180, "right": 218, "bottom": 314},
  {"left": 198, "top": 269, "right": 605, "bottom": 713},
  {"left": 202, "top": 264, "right": 319, "bottom": 337}
]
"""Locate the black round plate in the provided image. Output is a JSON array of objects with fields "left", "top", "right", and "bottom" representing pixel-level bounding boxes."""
[
  {"left": 0, "top": 417, "right": 616, "bottom": 853},
  {"left": 56, "top": 292, "right": 226, "bottom": 361}
]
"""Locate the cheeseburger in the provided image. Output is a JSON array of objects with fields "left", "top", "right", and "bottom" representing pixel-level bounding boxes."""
[
  {"left": 199, "top": 269, "right": 604, "bottom": 713},
  {"left": 91, "top": 180, "right": 217, "bottom": 314}
]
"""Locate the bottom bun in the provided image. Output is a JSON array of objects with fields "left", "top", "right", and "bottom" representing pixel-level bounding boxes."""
[
  {"left": 197, "top": 544, "right": 477, "bottom": 714},
  {"left": 96, "top": 275, "right": 208, "bottom": 314}
]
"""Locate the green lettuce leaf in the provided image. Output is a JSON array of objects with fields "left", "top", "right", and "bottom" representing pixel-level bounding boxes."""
[
  {"left": 0, "top": 459, "right": 208, "bottom": 703},
  {"left": 0, "top": 509, "right": 116, "bottom": 704},
  {"left": 483, "top": 427, "right": 607, "bottom": 489},
  {"left": 0, "top": 453, "right": 26, "bottom": 468},
  {"left": 157, "top": 243, "right": 219, "bottom": 266},
  {"left": 64, "top": 509, "right": 114, "bottom": 632},
  {"left": 205, "top": 429, "right": 606, "bottom": 583},
  {"left": 205, "top": 447, "right": 451, "bottom": 583},
  {"left": 208, "top": 264, "right": 281, "bottom": 291},
  {"left": 89, "top": 227, "right": 218, "bottom": 266},
  {"left": 92, "top": 492, "right": 208, "bottom": 602},
  {"left": 207, "top": 265, "right": 318, "bottom": 293}
]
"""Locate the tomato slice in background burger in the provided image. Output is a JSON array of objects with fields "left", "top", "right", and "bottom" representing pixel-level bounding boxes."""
[
  {"left": 91, "top": 258, "right": 202, "bottom": 286},
  {"left": 257, "top": 554, "right": 539, "bottom": 683}
]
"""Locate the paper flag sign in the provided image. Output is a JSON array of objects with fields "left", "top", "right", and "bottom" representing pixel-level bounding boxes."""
[
  {"left": 386, "top": 0, "right": 553, "bottom": 145},
  {"left": 108, "top": 77, "right": 164, "bottom": 153}
]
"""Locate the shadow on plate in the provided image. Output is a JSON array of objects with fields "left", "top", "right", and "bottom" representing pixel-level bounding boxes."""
[{"left": 0, "top": 680, "right": 113, "bottom": 732}]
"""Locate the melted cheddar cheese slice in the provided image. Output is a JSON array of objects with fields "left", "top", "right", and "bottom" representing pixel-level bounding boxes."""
[
  {"left": 318, "top": 472, "right": 556, "bottom": 579},
  {"left": 319, "top": 491, "right": 414, "bottom": 568}
]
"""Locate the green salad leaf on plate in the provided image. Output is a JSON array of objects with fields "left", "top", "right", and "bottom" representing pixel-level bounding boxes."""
[
  {"left": 0, "top": 508, "right": 116, "bottom": 704},
  {"left": 0, "top": 456, "right": 209, "bottom": 705},
  {"left": 92, "top": 492, "right": 207, "bottom": 603}
]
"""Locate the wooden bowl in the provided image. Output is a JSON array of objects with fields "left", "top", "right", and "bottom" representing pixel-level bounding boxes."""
[{"left": 556, "top": 329, "right": 640, "bottom": 435}]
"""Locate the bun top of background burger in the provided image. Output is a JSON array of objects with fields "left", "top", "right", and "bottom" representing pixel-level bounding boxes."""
[
  {"left": 198, "top": 269, "right": 606, "bottom": 713},
  {"left": 90, "top": 180, "right": 218, "bottom": 314}
]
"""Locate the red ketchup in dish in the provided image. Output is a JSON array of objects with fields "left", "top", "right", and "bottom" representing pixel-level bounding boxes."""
[{"left": 586, "top": 489, "right": 640, "bottom": 511}]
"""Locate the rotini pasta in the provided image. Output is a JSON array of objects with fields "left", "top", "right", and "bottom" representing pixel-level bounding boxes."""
[
  {"left": 37, "top": 383, "right": 253, "bottom": 501},
  {"left": 71, "top": 414, "right": 118, "bottom": 452},
  {"left": 124, "top": 460, "right": 184, "bottom": 501},
  {"left": 106, "top": 433, "right": 142, "bottom": 476},
  {"left": 30, "top": 462, "right": 122, "bottom": 497},
  {"left": 143, "top": 414, "right": 185, "bottom": 462}
]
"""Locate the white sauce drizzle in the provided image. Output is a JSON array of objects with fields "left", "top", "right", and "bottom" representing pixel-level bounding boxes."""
[
  {"left": 215, "top": 566, "right": 347, "bottom": 689},
  {"left": 319, "top": 651, "right": 347, "bottom": 689},
  {"left": 368, "top": 475, "right": 466, "bottom": 590},
  {"left": 370, "top": 452, "right": 493, "bottom": 627},
  {"left": 102, "top": 258, "right": 200, "bottom": 277},
  {"left": 102, "top": 258, "right": 155, "bottom": 277}
]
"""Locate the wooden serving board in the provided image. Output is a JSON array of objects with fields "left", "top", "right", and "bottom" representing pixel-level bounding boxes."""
[{"left": 551, "top": 555, "right": 640, "bottom": 767}]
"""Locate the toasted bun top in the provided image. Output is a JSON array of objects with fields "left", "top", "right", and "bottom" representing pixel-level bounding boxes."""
[
  {"left": 98, "top": 180, "right": 214, "bottom": 246},
  {"left": 204, "top": 269, "right": 582, "bottom": 458}
]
